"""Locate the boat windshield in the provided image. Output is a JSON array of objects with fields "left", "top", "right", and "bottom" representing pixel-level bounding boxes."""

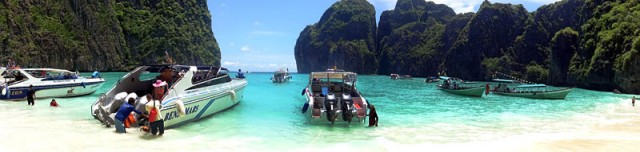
[
  {"left": 24, "top": 69, "right": 76, "bottom": 79},
  {"left": 310, "top": 72, "right": 357, "bottom": 84}
]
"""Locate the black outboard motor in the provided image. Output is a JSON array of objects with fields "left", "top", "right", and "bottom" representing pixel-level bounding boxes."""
[
  {"left": 325, "top": 93, "right": 338, "bottom": 124},
  {"left": 341, "top": 94, "right": 354, "bottom": 123}
]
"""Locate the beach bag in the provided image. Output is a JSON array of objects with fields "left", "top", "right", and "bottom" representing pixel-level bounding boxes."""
[{"left": 149, "top": 100, "right": 158, "bottom": 122}]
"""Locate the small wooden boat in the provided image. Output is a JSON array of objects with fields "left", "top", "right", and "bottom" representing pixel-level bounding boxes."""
[
  {"left": 437, "top": 77, "right": 485, "bottom": 97},
  {"left": 492, "top": 84, "right": 572, "bottom": 99}
]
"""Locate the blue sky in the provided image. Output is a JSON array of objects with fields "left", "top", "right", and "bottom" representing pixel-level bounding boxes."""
[{"left": 207, "top": 0, "right": 562, "bottom": 72}]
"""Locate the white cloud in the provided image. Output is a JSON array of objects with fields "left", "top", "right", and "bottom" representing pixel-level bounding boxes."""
[
  {"left": 229, "top": 42, "right": 236, "bottom": 47},
  {"left": 220, "top": 3, "right": 227, "bottom": 7},
  {"left": 223, "top": 61, "right": 240, "bottom": 66},
  {"left": 240, "top": 46, "right": 251, "bottom": 52},
  {"left": 428, "top": 0, "right": 480, "bottom": 13},
  {"left": 253, "top": 21, "right": 263, "bottom": 26}
]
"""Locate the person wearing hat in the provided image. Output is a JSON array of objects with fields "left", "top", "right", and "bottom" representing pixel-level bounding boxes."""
[
  {"left": 153, "top": 80, "right": 168, "bottom": 101},
  {"left": 150, "top": 80, "right": 167, "bottom": 135}
]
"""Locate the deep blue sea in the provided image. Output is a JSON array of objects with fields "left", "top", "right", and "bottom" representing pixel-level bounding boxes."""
[{"left": 0, "top": 72, "right": 636, "bottom": 151}]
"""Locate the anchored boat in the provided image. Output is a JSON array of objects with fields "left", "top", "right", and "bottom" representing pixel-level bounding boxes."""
[
  {"left": 1, "top": 68, "right": 105, "bottom": 100},
  {"left": 425, "top": 76, "right": 440, "bottom": 83},
  {"left": 271, "top": 69, "right": 292, "bottom": 83},
  {"left": 301, "top": 69, "right": 368, "bottom": 124},
  {"left": 492, "top": 83, "right": 572, "bottom": 99},
  {"left": 437, "top": 76, "right": 486, "bottom": 97},
  {"left": 91, "top": 65, "right": 247, "bottom": 128}
]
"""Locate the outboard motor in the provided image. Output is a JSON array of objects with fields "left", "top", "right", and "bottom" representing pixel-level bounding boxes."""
[
  {"left": 341, "top": 94, "right": 354, "bottom": 123},
  {"left": 325, "top": 93, "right": 338, "bottom": 124}
]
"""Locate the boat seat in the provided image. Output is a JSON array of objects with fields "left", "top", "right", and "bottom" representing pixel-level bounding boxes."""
[{"left": 321, "top": 86, "right": 329, "bottom": 96}]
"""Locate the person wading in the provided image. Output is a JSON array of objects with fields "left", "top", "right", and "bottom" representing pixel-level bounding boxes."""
[
  {"left": 148, "top": 80, "right": 167, "bottom": 136},
  {"left": 26, "top": 85, "right": 36, "bottom": 106},
  {"left": 114, "top": 98, "right": 147, "bottom": 133},
  {"left": 368, "top": 105, "right": 378, "bottom": 127}
]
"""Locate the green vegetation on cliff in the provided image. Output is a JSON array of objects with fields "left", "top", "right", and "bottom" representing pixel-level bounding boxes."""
[
  {"left": 0, "top": 0, "right": 220, "bottom": 71},
  {"left": 294, "top": 0, "right": 377, "bottom": 74},
  {"left": 296, "top": 0, "right": 639, "bottom": 93},
  {"left": 377, "top": 0, "right": 456, "bottom": 76}
]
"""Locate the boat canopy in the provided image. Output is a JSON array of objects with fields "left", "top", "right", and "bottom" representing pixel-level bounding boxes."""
[
  {"left": 492, "top": 78, "right": 523, "bottom": 83},
  {"left": 309, "top": 71, "right": 357, "bottom": 83},
  {"left": 516, "top": 84, "right": 547, "bottom": 88}
]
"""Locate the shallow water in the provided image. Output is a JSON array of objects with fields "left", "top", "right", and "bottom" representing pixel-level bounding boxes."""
[{"left": 0, "top": 72, "right": 636, "bottom": 151}]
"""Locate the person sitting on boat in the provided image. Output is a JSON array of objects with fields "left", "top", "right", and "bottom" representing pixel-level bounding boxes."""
[
  {"left": 91, "top": 71, "right": 101, "bottom": 78},
  {"left": 237, "top": 69, "right": 245, "bottom": 79},
  {"left": 453, "top": 82, "right": 458, "bottom": 90},
  {"left": 114, "top": 98, "right": 147, "bottom": 133},
  {"left": 50, "top": 99, "right": 59, "bottom": 107},
  {"left": 153, "top": 80, "right": 168, "bottom": 101},
  {"left": 157, "top": 66, "right": 175, "bottom": 87}
]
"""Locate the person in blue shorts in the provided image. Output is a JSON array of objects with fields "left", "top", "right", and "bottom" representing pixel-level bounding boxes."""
[{"left": 114, "top": 98, "right": 147, "bottom": 133}]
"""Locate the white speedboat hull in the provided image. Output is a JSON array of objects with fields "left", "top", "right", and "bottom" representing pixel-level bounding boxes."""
[
  {"left": 1, "top": 68, "right": 105, "bottom": 100},
  {"left": 161, "top": 79, "right": 246, "bottom": 128},
  {"left": 91, "top": 65, "right": 246, "bottom": 129}
]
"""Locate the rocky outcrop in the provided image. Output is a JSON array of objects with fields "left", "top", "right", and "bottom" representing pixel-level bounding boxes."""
[
  {"left": 377, "top": 0, "right": 456, "bottom": 77},
  {"left": 0, "top": 0, "right": 220, "bottom": 71},
  {"left": 294, "top": 0, "right": 640, "bottom": 94},
  {"left": 294, "top": 0, "right": 377, "bottom": 74},
  {"left": 444, "top": 1, "right": 529, "bottom": 80},
  {"left": 549, "top": 27, "right": 579, "bottom": 86}
]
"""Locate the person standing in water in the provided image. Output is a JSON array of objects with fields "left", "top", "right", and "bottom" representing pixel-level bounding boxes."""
[
  {"left": 26, "top": 85, "right": 36, "bottom": 106},
  {"left": 633, "top": 96, "right": 636, "bottom": 107},
  {"left": 50, "top": 99, "right": 59, "bottom": 107},
  {"left": 368, "top": 105, "right": 378, "bottom": 127},
  {"left": 148, "top": 81, "right": 166, "bottom": 136},
  {"left": 114, "top": 98, "right": 146, "bottom": 133}
]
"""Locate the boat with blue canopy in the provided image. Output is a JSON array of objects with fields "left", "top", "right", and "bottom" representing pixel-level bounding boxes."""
[{"left": 492, "top": 83, "right": 572, "bottom": 99}]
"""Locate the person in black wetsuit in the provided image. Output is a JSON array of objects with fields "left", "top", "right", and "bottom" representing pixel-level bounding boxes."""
[
  {"left": 368, "top": 104, "right": 378, "bottom": 127},
  {"left": 27, "top": 85, "right": 35, "bottom": 106}
]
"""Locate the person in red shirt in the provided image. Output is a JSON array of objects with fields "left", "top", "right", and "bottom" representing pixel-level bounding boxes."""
[{"left": 50, "top": 99, "right": 59, "bottom": 107}]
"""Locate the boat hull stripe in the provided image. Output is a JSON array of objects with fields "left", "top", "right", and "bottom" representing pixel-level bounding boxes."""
[{"left": 194, "top": 99, "right": 216, "bottom": 119}]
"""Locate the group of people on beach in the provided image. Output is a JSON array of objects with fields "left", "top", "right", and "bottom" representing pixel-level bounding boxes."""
[{"left": 113, "top": 67, "right": 174, "bottom": 136}]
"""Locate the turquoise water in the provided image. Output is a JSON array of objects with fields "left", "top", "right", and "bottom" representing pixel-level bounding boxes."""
[{"left": 0, "top": 72, "right": 635, "bottom": 151}]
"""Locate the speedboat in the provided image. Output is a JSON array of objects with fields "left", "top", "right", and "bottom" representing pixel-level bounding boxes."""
[
  {"left": 271, "top": 69, "right": 292, "bottom": 83},
  {"left": 91, "top": 65, "right": 247, "bottom": 128},
  {"left": 437, "top": 76, "right": 486, "bottom": 97},
  {"left": 390, "top": 74, "right": 412, "bottom": 80},
  {"left": 0, "top": 68, "right": 105, "bottom": 100},
  {"left": 425, "top": 76, "right": 440, "bottom": 83},
  {"left": 301, "top": 68, "right": 368, "bottom": 124},
  {"left": 492, "top": 83, "right": 572, "bottom": 99}
]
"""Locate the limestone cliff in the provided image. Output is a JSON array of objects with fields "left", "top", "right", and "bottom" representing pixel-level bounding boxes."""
[
  {"left": 0, "top": 0, "right": 220, "bottom": 71},
  {"left": 294, "top": 0, "right": 377, "bottom": 74}
]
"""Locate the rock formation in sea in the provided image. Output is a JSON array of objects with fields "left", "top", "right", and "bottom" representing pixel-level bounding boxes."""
[
  {"left": 294, "top": 0, "right": 377, "bottom": 74},
  {"left": 0, "top": 0, "right": 220, "bottom": 71},
  {"left": 294, "top": 0, "right": 640, "bottom": 93},
  {"left": 377, "top": 0, "right": 459, "bottom": 77}
]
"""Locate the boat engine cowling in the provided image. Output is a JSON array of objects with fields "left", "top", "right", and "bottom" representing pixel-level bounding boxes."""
[
  {"left": 325, "top": 93, "right": 338, "bottom": 123},
  {"left": 341, "top": 94, "right": 354, "bottom": 123}
]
